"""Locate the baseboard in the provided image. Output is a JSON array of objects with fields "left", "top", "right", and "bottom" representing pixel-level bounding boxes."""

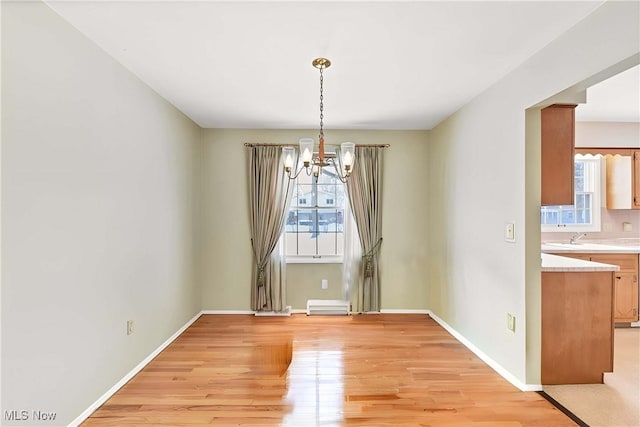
[
  {"left": 380, "top": 309, "right": 430, "bottom": 314},
  {"left": 427, "top": 311, "right": 542, "bottom": 392},
  {"left": 201, "top": 310, "right": 255, "bottom": 315},
  {"left": 68, "top": 311, "right": 203, "bottom": 426},
  {"left": 254, "top": 306, "right": 291, "bottom": 316}
]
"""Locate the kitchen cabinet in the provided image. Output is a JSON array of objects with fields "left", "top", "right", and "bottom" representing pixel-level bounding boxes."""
[
  {"left": 605, "top": 154, "right": 633, "bottom": 209},
  {"left": 541, "top": 104, "right": 576, "bottom": 206},
  {"left": 542, "top": 270, "right": 614, "bottom": 384},
  {"left": 574, "top": 148, "right": 640, "bottom": 210},
  {"left": 559, "top": 252, "right": 639, "bottom": 322}
]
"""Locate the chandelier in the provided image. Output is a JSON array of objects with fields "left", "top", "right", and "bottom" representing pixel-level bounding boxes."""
[{"left": 283, "top": 58, "right": 355, "bottom": 183}]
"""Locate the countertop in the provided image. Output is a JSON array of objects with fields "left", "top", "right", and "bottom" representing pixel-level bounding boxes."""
[
  {"left": 541, "top": 253, "right": 620, "bottom": 272},
  {"left": 541, "top": 238, "right": 640, "bottom": 254}
]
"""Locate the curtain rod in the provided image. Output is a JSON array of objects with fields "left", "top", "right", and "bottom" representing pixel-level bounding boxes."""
[{"left": 244, "top": 143, "right": 390, "bottom": 148}]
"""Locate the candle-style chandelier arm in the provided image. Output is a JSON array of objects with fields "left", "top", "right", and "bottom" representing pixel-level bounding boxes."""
[{"left": 282, "top": 140, "right": 355, "bottom": 182}]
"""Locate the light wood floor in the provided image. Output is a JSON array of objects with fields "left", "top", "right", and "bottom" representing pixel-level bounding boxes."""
[{"left": 83, "top": 314, "right": 575, "bottom": 426}]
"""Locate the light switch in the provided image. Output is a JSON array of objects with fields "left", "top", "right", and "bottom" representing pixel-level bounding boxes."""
[{"left": 504, "top": 222, "right": 515, "bottom": 242}]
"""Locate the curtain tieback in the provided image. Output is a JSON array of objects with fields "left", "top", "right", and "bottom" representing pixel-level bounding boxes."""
[
  {"left": 250, "top": 238, "right": 267, "bottom": 287},
  {"left": 362, "top": 238, "right": 383, "bottom": 278}
]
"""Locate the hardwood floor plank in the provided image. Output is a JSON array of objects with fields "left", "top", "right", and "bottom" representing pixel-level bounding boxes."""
[{"left": 82, "top": 314, "right": 575, "bottom": 426}]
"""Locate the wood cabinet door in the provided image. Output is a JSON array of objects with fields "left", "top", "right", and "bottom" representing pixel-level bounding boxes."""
[
  {"left": 588, "top": 253, "right": 639, "bottom": 323},
  {"left": 541, "top": 105, "right": 576, "bottom": 206},
  {"left": 614, "top": 273, "right": 639, "bottom": 322},
  {"left": 605, "top": 155, "right": 633, "bottom": 209}
]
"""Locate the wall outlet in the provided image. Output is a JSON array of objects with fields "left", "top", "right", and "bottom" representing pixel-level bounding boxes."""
[
  {"left": 321, "top": 279, "right": 328, "bottom": 290},
  {"left": 623, "top": 222, "right": 632, "bottom": 232},
  {"left": 507, "top": 313, "right": 516, "bottom": 333},
  {"left": 126, "top": 320, "right": 134, "bottom": 335},
  {"left": 603, "top": 222, "right": 613, "bottom": 232}
]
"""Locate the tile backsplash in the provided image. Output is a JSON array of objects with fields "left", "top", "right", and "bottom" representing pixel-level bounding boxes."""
[{"left": 541, "top": 208, "right": 640, "bottom": 242}]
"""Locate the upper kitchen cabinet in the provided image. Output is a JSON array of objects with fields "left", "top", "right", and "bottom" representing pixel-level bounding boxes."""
[
  {"left": 541, "top": 104, "right": 577, "bottom": 206},
  {"left": 606, "top": 153, "right": 633, "bottom": 209},
  {"left": 574, "top": 148, "right": 640, "bottom": 210}
]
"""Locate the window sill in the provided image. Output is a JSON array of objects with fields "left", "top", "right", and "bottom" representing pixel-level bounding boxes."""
[{"left": 286, "top": 257, "right": 343, "bottom": 264}]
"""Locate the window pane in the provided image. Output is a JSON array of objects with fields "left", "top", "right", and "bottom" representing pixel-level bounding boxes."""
[
  {"left": 317, "top": 184, "right": 337, "bottom": 207},
  {"left": 318, "top": 210, "right": 342, "bottom": 232},
  {"left": 297, "top": 209, "right": 316, "bottom": 233},
  {"left": 286, "top": 210, "right": 298, "bottom": 232},
  {"left": 317, "top": 168, "right": 338, "bottom": 185},
  {"left": 561, "top": 209, "right": 575, "bottom": 223},
  {"left": 317, "top": 232, "right": 337, "bottom": 256},
  {"left": 296, "top": 184, "right": 313, "bottom": 207},
  {"left": 298, "top": 233, "right": 316, "bottom": 256}
]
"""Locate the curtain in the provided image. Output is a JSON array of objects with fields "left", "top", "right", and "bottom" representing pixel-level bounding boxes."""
[
  {"left": 342, "top": 146, "right": 384, "bottom": 312},
  {"left": 342, "top": 198, "right": 362, "bottom": 306},
  {"left": 248, "top": 146, "right": 296, "bottom": 312}
]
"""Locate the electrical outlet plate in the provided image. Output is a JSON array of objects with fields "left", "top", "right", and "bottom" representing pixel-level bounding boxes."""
[
  {"left": 127, "top": 320, "right": 134, "bottom": 335},
  {"left": 321, "top": 279, "right": 328, "bottom": 290},
  {"left": 507, "top": 313, "right": 516, "bottom": 332},
  {"left": 504, "top": 222, "right": 515, "bottom": 242}
]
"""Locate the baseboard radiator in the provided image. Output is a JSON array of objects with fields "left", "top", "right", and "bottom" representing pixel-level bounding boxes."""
[{"left": 306, "top": 299, "right": 350, "bottom": 315}]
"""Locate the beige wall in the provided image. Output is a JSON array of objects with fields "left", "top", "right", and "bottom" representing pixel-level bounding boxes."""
[
  {"left": 428, "top": 1, "right": 639, "bottom": 387},
  {"left": 1, "top": 2, "right": 201, "bottom": 424},
  {"left": 287, "top": 263, "right": 343, "bottom": 310},
  {"left": 200, "top": 129, "right": 430, "bottom": 311}
]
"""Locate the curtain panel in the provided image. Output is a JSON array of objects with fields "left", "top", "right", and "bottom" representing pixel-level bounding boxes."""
[
  {"left": 343, "top": 146, "right": 384, "bottom": 312},
  {"left": 247, "top": 146, "right": 295, "bottom": 312}
]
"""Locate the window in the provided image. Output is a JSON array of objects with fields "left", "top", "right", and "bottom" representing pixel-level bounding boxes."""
[
  {"left": 285, "top": 165, "right": 345, "bottom": 262},
  {"left": 541, "top": 155, "right": 601, "bottom": 232}
]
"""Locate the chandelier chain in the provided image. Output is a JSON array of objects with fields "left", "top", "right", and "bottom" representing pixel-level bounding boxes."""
[{"left": 319, "top": 67, "right": 324, "bottom": 141}]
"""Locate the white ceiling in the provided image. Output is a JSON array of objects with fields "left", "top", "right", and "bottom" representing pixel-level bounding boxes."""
[
  {"left": 45, "top": 0, "right": 634, "bottom": 130},
  {"left": 575, "top": 64, "right": 640, "bottom": 123}
]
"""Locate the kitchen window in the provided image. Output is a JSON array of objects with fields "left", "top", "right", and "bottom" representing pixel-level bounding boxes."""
[
  {"left": 541, "top": 155, "right": 601, "bottom": 232},
  {"left": 284, "top": 165, "right": 345, "bottom": 263}
]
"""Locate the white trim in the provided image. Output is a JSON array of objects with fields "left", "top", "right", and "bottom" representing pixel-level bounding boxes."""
[
  {"left": 255, "top": 306, "right": 292, "bottom": 317},
  {"left": 201, "top": 310, "right": 255, "bottom": 315},
  {"left": 380, "top": 309, "right": 430, "bottom": 314},
  {"left": 291, "top": 308, "right": 308, "bottom": 314},
  {"left": 286, "top": 256, "right": 344, "bottom": 264},
  {"left": 427, "top": 311, "right": 542, "bottom": 392},
  {"left": 68, "top": 311, "right": 203, "bottom": 427}
]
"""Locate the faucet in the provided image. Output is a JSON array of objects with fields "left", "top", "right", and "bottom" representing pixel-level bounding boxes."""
[{"left": 570, "top": 232, "right": 587, "bottom": 244}]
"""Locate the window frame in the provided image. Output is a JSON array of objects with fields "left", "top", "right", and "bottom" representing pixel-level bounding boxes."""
[
  {"left": 541, "top": 155, "right": 602, "bottom": 232},
  {"left": 284, "top": 164, "right": 346, "bottom": 264}
]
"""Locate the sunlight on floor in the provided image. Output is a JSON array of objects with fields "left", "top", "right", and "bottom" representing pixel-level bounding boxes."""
[{"left": 282, "top": 346, "right": 344, "bottom": 426}]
